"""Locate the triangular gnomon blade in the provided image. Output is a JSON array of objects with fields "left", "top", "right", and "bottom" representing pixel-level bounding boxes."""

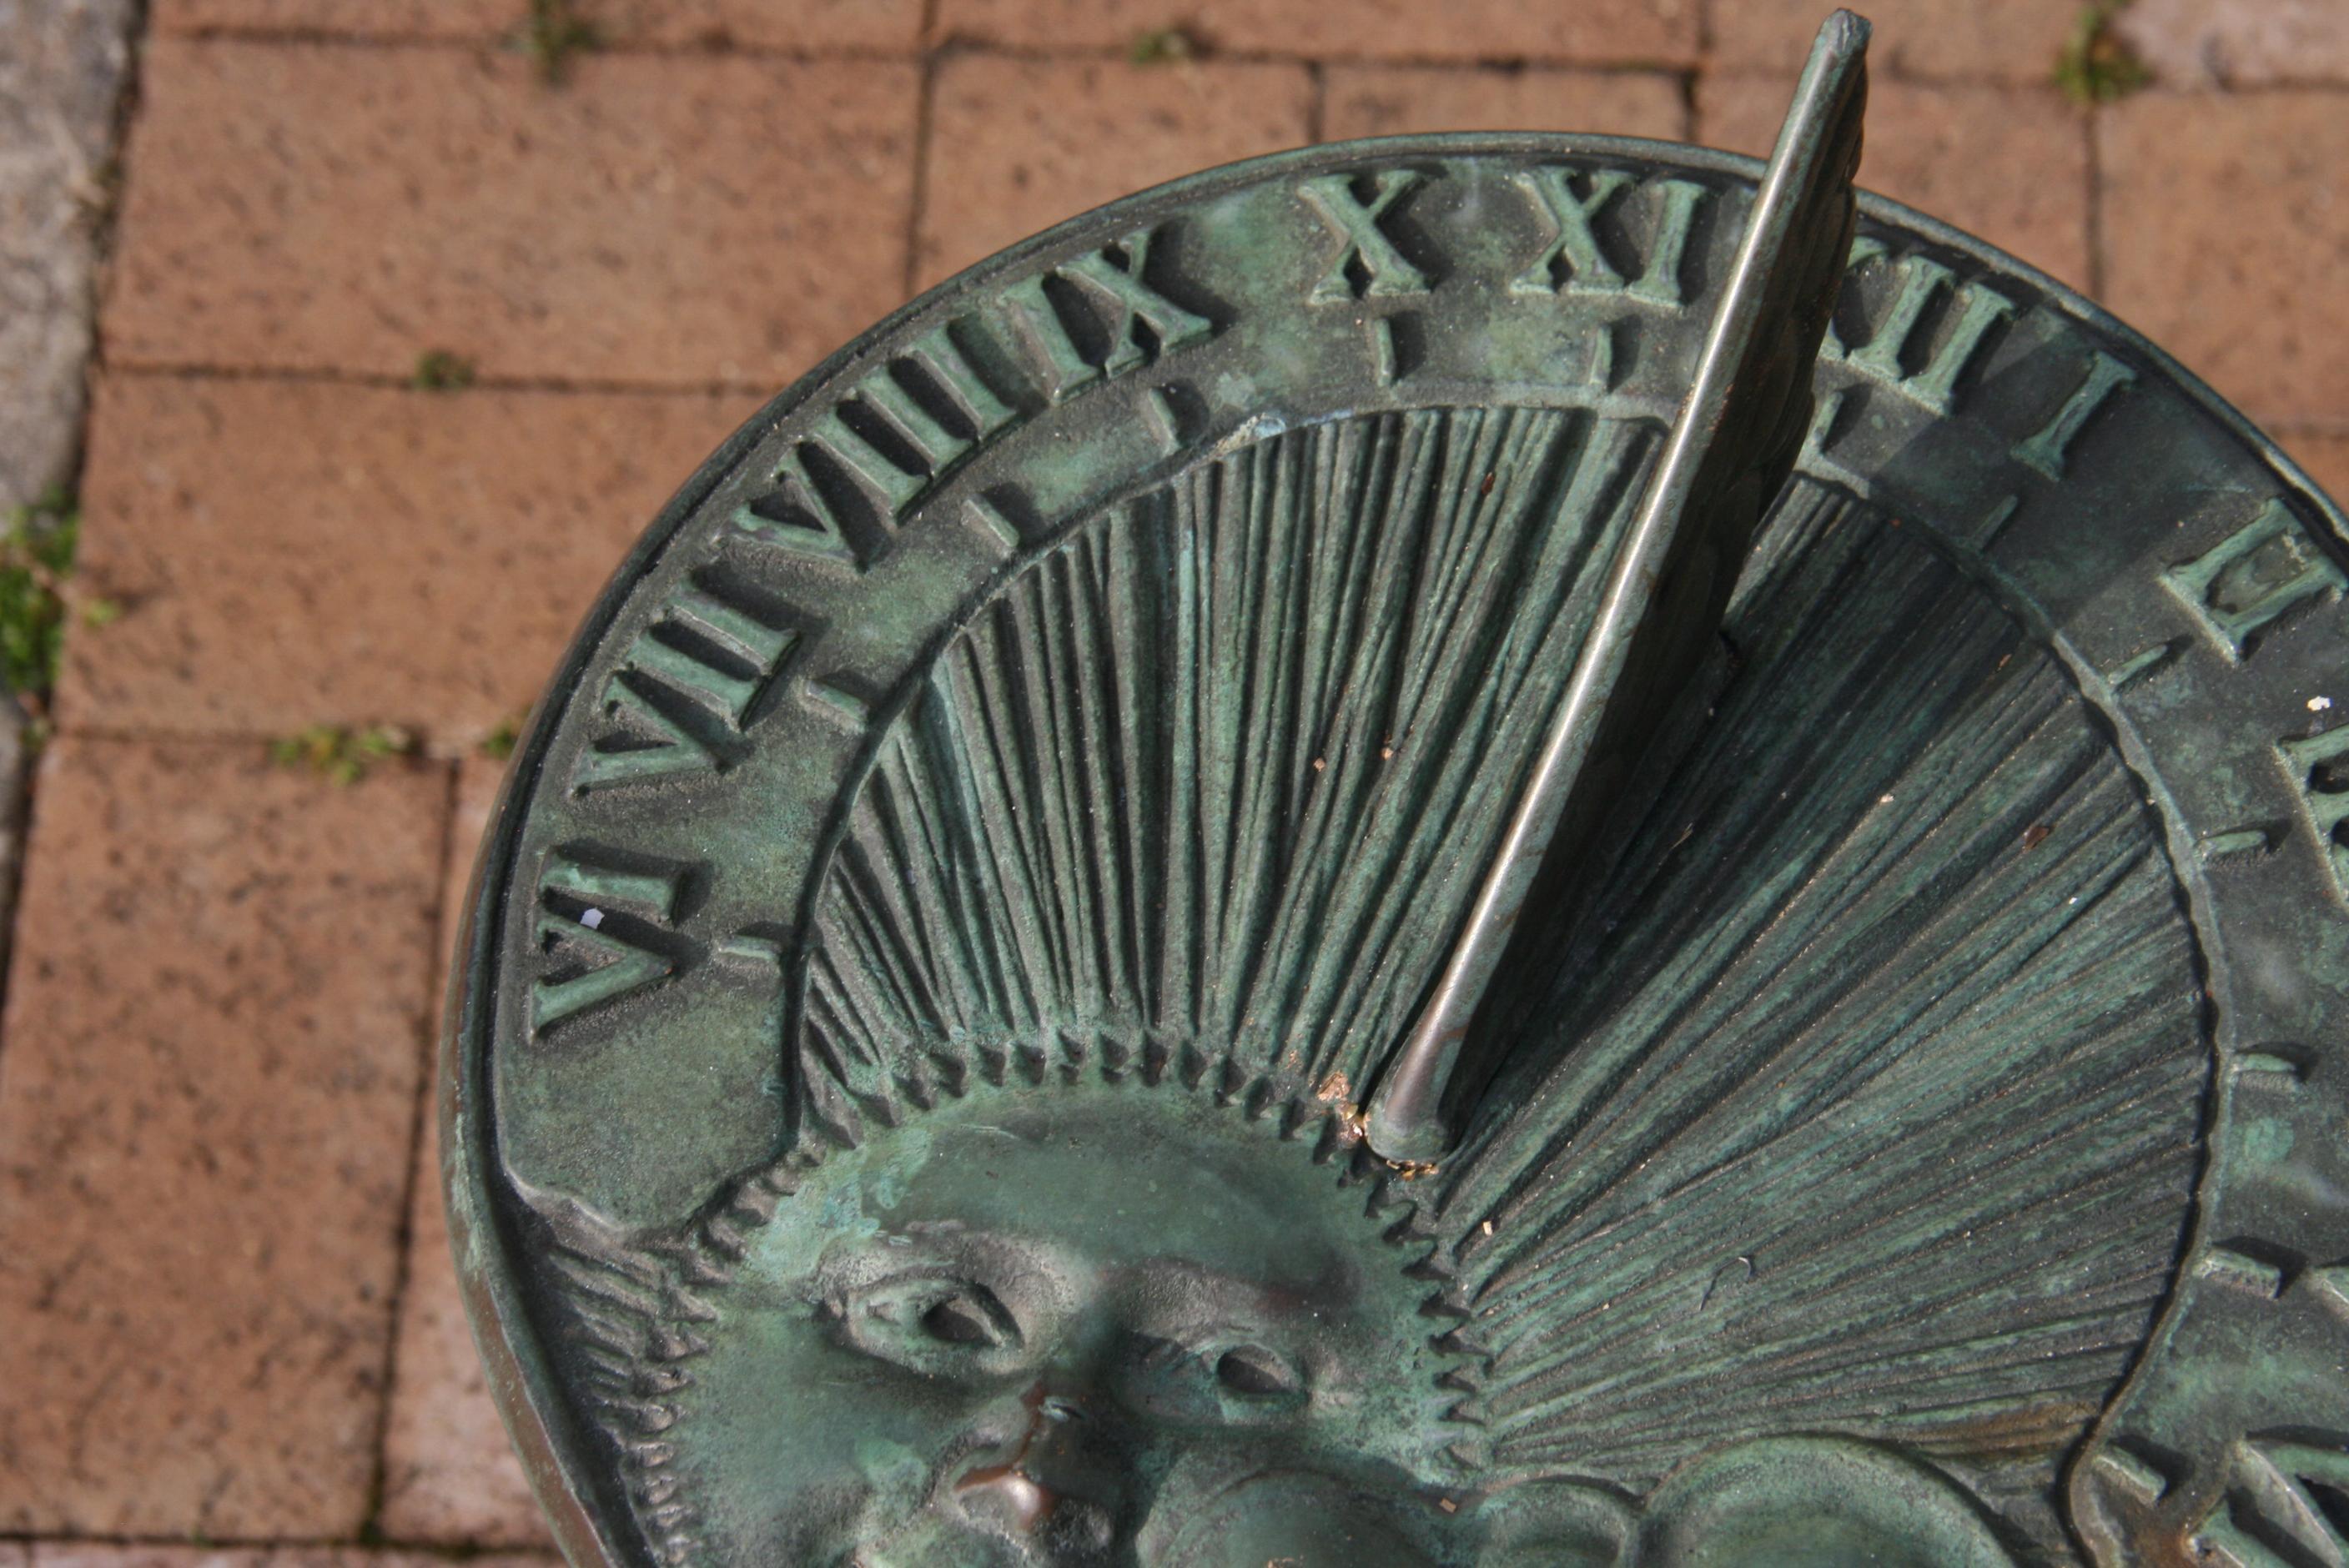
[{"left": 1366, "top": 10, "right": 1871, "bottom": 1161}]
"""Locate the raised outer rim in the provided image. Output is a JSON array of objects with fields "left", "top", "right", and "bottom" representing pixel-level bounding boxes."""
[{"left": 440, "top": 129, "right": 2349, "bottom": 1568}]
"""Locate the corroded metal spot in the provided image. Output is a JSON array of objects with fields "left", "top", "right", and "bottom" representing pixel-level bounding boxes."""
[{"left": 446, "top": 13, "right": 2349, "bottom": 1566}]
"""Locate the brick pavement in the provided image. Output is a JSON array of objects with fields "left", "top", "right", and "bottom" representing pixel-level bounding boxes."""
[
  {"left": 1, "top": 0, "right": 2343, "bottom": 1555},
  {"left": 58, "top": 379, "right": 752, "bottom": 743},
  {"left": 0, "top": 741, "right": 444, "bottom": 1535}
]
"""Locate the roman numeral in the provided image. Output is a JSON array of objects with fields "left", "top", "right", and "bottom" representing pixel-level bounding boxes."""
[
  {"left": 626, "top": 586, "right": 795, "bottom": 726},
  {"left": 895, "top": 319, "right": 1021, "bottom": 460},
  {"left": 2012, "top": 349, "right": 2135, "bottom": 479},
  {"left": 731, "top": 448, "right": 863, "bottom": 569},
  {"left": 2161, "top": 496, "right": 2347, "bottom": 661},
  {"left": 998, "top": 227, "right": 1214, "bottom": 400},
  {"left": 996, "top": 275, "right": 1094, "bottom": 403},
  {"left": 731, "top": 235, "right": 1210, "bottom": 568},
  {"left": 534, "top": 851, "right": 692, "bottom": 1033},
  {"left": 1511, "top": 167, "right": 1707, "bottom": 306},
  {"left": 1060, "top": 229, "right": 1215, "bottom": 367},
  {"left": 1830, "top": 239, "right": 2015, "bottom": 414},
  {"left": 1300, "top": 169, "right": 1430, "bottom": 301},
  {"left": 733, "top": 316, "right": 1019, "bottom": 571},
  {"left": 2278, "top": 722, "right": 2349, "bottom": 902},
  {"left": 573, "top": 577, "right": 799, "bottom": 792},
  {"left": 797, "top": 402, "right": 925, "bottom": 518},
  {"left": 2192, "top": 1439, "right": 2349, "bottom": 1568}
]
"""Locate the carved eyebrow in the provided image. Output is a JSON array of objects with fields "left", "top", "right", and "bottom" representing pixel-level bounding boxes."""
[
  {"left": 1126, "top": 1324, "right": 1303, "bottom": 1371},
  {"left": 813, "top": 1229, "right": 1063, "bottom": 1309},
  {"left": 1109, "top": 1245, "right": 1357, "bottom": 1308}
]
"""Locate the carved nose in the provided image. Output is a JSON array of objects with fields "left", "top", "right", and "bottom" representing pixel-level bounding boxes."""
[
  {"left": 955, "top": 1464, "right": 1053, "bottom": 1535},
  {"left": 951, "top": 1385, "right": 1127, "bottom": 1557}
]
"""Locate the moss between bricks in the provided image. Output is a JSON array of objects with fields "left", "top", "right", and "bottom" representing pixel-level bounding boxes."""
[
  {"left": 269, "top": 723, "right": 416, "bottom": 786},
  {"left": 1129, "top": 27, "right": 1199, "bottom": 65},
  {"left": 413, "top": 349, "right": 476, "bottom": 391},
  {"left": 2056, "top": 0, "right": 2150, "bottom": 105},
  {"left": 521, "top": 0, "right": 598, "bottom": 85},
  {"left": 480, "top": 710, "right": 525, "bottom": 761},
  {"left": 0, "top": 486, "right": 118, "bottom": 721}
]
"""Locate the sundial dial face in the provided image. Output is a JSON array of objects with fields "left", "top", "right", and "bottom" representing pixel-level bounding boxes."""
[{"left": 446, "top": 20, "right": 2349, "bottom": 1567}]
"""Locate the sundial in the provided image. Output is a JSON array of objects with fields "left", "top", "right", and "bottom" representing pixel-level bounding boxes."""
[{"left": 444, "top": 13, "right": 2349, "bottom": 1565}]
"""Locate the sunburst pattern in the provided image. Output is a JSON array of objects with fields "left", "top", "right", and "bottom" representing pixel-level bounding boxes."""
[
  {"left": 800, "top": 405, "right": 1656, "bottom": 1129},
  {"left": 790, "top": 410, "right": 2209, "bottom": 1541},
  {"left": 1437, "top": 485, "right": 2206, "bottom": 1532}
]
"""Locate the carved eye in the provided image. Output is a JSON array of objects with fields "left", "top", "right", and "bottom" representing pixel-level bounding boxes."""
[
  {"left": 1215, "top": 1344, "right": 1300, "bottom": 1398},
  {"left": 922, "top": 1293, "right": 1008, "bottom": 1348},
  {"left": 1122, "top": 1334, "right": 1310, "bottom": 1425},
  {"left": 831, "top": 1274, "right": 1024, "bottom": 1378}
]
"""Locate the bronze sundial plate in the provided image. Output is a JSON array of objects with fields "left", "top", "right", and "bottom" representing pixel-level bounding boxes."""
[{"left": 446, "top": 124, "right": 2349, "bottom": 1567}]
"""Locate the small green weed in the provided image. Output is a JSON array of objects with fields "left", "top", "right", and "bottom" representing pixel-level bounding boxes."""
[
  {"left": 269, "top": 723, "right": 416, "bottom": 786},
  {"left": 414, "top": 349, "right": 476, "bottom": 391},
  {"left": 1129, "top": 26, "right": 1197, "bottom": 64},
  {"left": 522, "top": 0, "right": 600, "bottom": 84},
  {"left": 2056, "top": 0, "right": 2150, "bottom": 104},
  {"left": 480, "top": 710, "right": 525, "bottom": 761},
  {"left": 0, "top": 486, "right": 108, "bottom": 706}
]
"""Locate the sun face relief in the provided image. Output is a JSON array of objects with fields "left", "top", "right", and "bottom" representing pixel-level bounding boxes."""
[
  {"left": 452, "top": 16, "right": 2349, "bottom": 1567},
  {"left": 525, "top": 415, "right": 2205, "bottom": 1565},
  {"left": 656, "top": 1091, "right": 1452, "bottom": 1564}
]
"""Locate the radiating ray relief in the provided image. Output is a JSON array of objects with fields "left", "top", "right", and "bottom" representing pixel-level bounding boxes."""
[
  {"left": 1445, "top": 485, "right": 2208, "bottom": 1543},
  {"left": 546, "top": 409, "right": 2211, "bottom": 1564},
  {"left": 801, "top": 405, "right": 1658, "bottom": 1125}
]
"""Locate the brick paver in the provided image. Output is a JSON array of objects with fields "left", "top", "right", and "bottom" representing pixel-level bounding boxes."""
[
  {"left": 2115, "top": 0, "right": 2349, "bottom": 87},
  {"left": 377, "top": 758, "right": 547, "bottom": 1546},
  {"left": 1706, "top": 0, "right": 2078, "bottom": 82},
  {"left": 0, "top": 739, "right": 445, "bottom": 1536},
  {"left": 1323, "top": 64, "right": 1687, "bottom": 142},
  {"left": 1698, "top": 75, "right": 2091, "bottom": 289},
  {"left": 34, "top": 1549, "right": 556, "bottom": 1568},
  {"left": 933, "top": 0, "right": 1698, "bottom": 67},
  {"left": 151, "top": 0, "right": 920, "bottom": 49},
  {"left": 106, "top": 41, "right": 918, "bottom": 385},
  {"left": 917, "top": 55, "right": 1314, "bottom": 289},
  {"left": 2101, "top": 89, "right": 2349, "bottom": 431},
  {"left": 58, "top": 375, "right": 752, "bottom": 744}
]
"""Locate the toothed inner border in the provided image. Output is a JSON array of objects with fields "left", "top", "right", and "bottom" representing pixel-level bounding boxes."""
[{"left": 546, "top": 1061, "right": 1485, "bottom": 1568}]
